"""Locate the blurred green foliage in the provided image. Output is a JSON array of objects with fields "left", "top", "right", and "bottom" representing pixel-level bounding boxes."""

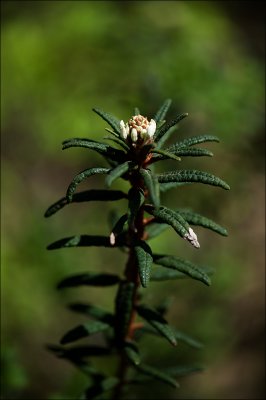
[{"left": 1, "top": 1, "right": 265, "bottom": 399}]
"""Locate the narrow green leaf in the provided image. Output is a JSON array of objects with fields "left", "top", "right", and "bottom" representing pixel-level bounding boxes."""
[
  {"left": 127, "top": 187, "right": 145, "bottom": 228},
  {"left": 156, "top": 126, "right": 177, "bottom": 149},
  {"left": 44, "top": 189, "right": 127, "bottom": 218},
  {"left": 92, "top": 107, "right": 121, "bottom": 136},
  {"left": 134, "top": 107, "right": 140, "bottom": 115},
  {"left": 66, "top": 167, "right": 110, "bottom": 202},
  {"left": 153, "top": 99, "right": 172, "bottom": 124},
  {"left": 47, "top": 344, "right": 110, "bottom": 360},
  {"left": 165, "top": 365, "right": 204, "bottom": 377},
  {"left": 47, "top": 234, "right": 126, "bottom": 250},
  {"left": 124, "top": 341, "right": 141, "bottom": 365},
  {"left": 62, "top": 138, "right": 125, "bottom": 162},
  {"left": 115, "top": 281, "right": 135, "bottom": 343},
  {"left": 60, "top": 320, "right": 111, "bottom": 345},
  {"left": 171, "top": 134, "right": 220, "bottom": 149},
  {"left": 172, "top": 330, "right": 204, "bottom": 349},
  {"left": 136, "top": 304, "right": 177, "bottom": 346},
  {"left": 140, "top": 168, "right": 160, "bottom": 210},
  {"left": 57, "top": 272, "right": 121, "bottom": 289},
  {"left": 160, "top": 182, "right": 193, "bottom": 192},
  {"left": 176, "top": 209, "right": 228, "bottom": 236},
  {"left": 167, "top": 147, "right": 214, "bottom": 157},
  {"left": 138, "top": 325, "right": 203, "bottom": 349},
  {"left": 151, "top": 267, "right": 188, "bottom": 281},
  {"left": 134, "top": 364, "right": 179, "bottom": 388},
  {"left": 144, "top": 206, "right": 199, "bottom": 248},
  {"left": 151, "top": 149, "right": 181, "bottom": 162},
  {"left": 151, "top": 265, "right": 214, "bottom": 282},
  {"left": 153, "top": 254, "right": 211, "bottom": 286},
  {"left": 106, "top": 161, "right": 132, "bottom": 187},
  {"left": 83, "top": 376, "right": 119, "bottom": 399},
  {"left": 104, "top": 134, "right": 130, "bottom": 151},
  {"left": 155, "top": 113, "right": 188, "bottom": 142},
  {"left": 134, "top": 240, "right": 153, "bottom": 288},
  {"left": 68, "top": 303, "right": 114, "bottom": 324},
  {"left": 157, "top": 170, "right": 230, "bottom": 190}
]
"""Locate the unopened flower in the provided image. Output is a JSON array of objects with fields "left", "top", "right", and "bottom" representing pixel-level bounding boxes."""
[
  {"left": 120, "top": 115, "right": 156, "bottom": 144},
  {"left": 184, "top": 227, "right": 200, "bottom": 248}
]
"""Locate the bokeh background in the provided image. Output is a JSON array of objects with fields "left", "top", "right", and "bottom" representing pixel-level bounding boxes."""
[{"left": 1, "top": 1, "right": 265, "bottom": 399}]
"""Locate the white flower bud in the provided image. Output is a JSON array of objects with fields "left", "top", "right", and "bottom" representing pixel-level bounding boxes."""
[
  {"left": 131, "top": 128, "right": 138, "bottom": 142},
  {"left": 184, "top": 227, "right": 200, "bottom": 248},
  {"left": 120, "top": 120, "right": 128, "bottom": 139},
  {"left": 140, "top": 128, "right": 147, "bottom": 139},
  {"left": 147, "top": 119, "right": 156, "bottom": 138}
]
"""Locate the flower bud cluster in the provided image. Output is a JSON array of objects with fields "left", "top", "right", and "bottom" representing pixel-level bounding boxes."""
[{"left": 120, "top": 115, "right": 156, "bottom": 144}]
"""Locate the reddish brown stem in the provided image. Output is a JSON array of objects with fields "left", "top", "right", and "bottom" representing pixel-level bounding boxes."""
[{"left": 112, "top": 205, "right": 145, "bottom": 400}]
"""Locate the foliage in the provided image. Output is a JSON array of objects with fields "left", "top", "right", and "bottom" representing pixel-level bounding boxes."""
[{"left": 45, "top": 100, "right": 229, "bottom": 399}]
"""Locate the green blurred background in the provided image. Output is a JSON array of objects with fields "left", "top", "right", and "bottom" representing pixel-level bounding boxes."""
[{"left": 1, "top": 1, "right": 265, "bottom": 399}]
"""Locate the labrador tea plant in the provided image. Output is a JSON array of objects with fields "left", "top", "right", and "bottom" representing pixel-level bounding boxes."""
[{"left": 45, "top": 99, "right": 230, "bottom": 399}]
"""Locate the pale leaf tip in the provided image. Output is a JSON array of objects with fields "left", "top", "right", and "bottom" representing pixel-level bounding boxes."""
[
  {"left": 184, "top": 227, "right": 200, "bottom": 248},
  {"left": 110, "top": 232, "right": 116, "bottom": 246}
]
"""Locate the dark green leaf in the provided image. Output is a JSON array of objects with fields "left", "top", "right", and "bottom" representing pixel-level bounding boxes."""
[
  {"left": 153, "top": 99, "right": 172, "bottom": 124},
  {"left": 165, "top": 365, "right": 204, "bottom": 377},
  {"left": 153, "top": 254, "right": 211, "bottom": 286},
  {"left": 92, "top": 107, "right": 121, "bottom": 136},
  {"left": 160, "top": 182, "right": 193, "bottom": 192},
  {"left": 157, "top": 170, "right": 230, "bottom": 190},
  {"left": 47, "top": 235, "right": 126, "bottom": 250},
  {"left": 60, "top": 320, "right": 111, "bottom": 345},
  {"left": 104, "top": 134, "right": 130, "bottom": 151},
  {"left": 127, "top": 187, "right": 145, "bottom": 228},
  {"left": 68, "top": 303, "right": 114, "bottom": 324},
  {"left": 151, "top": 267, "right": 188, "bottom": 281},
  {"left": 134, "top": 240, "right": 153, "bottom": 288},
  {"left": 155, "top": 113, "right": 188, "bottom": 142},
  {"left": 134, "top": 363, "right": 179, "bottom": 388},
  {"left": 46, "top": 344, "right": 110, "bottom": 360},
  {"left": 57, "top": 272, "right": 121, "bottom": 289},
  {"left": 172, "top": 330, "right": 204, "bottom": 349},
  {"left": 106, "top": 161, "right": 132, "bottom": 187},
  {"left": 66, "top": 167, "right": 110, "bottom": 202},
  {"left": 44, "top": 189, "right": 127, "bottom": 218},
  {"left": 62, "top": 138, "right": 125, "bottom": 162},
  {"left": 151, "top": 149, "right": 181, "bottom": 162},
  {"left": 156, "top": 126, "right": 177, "bottom": 149},
  {"left": 136, "top": 304, "right": 177, "bottom": 346},
  {"left": 124, "top": 341, "right": 141, "bottom": 365},
  {"left": 115, "top": 281, "right": 135, "bottom": 343},
  {"left": 171, "top": 134, "right": 220, "bottom": 149},
  {"left": 167, "top": 147, "right": 213, "bottom": 157},
  {"left": 151, "top": 265, "right": 214, "bottom": 282},
  {"left": 144, "top": 206, "right": 200, "bottom": 248},
  {"left": 176, "top": 209, "right": 228, "bottom": 236},
  {"left": 140, "top": 168, "right": 160, "bottom": 210},
  {"left": 137, "top": 325, "right": 203, "bottom": 349}
]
